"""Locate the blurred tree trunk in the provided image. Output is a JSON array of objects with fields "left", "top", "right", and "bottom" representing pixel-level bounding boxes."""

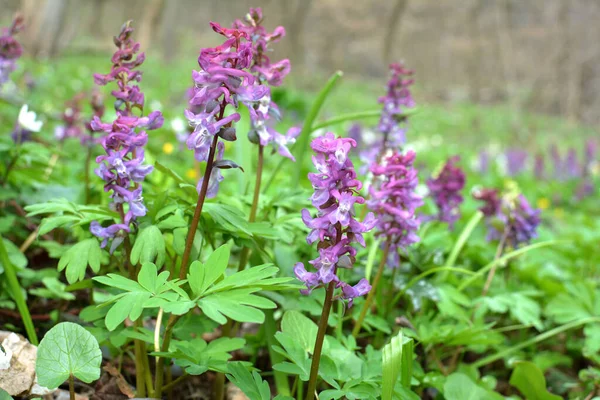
[
  {"left": 139, "top": 0, "right": 164, "bottom": 50},
  {"left": 90, "top": 0, "right": 106, "bottom": 38},
  {"left": 383, "top": 0, "right": 409, "bottom": 64},
  {"left": 33, "top": 0, "right": 69, "bottom": 57},
  {"left": 288, "top": 0, "right": 313, "bottom": 70},
  {"left": 160, "top": 0, "right": 179, "bottom": 62}
]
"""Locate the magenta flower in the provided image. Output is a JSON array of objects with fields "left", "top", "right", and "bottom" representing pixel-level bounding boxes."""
[
  {"left": 295, "top": 132, "right": 376, "bottom": 306},
  {"left": 89, "top": 21, "right": 163, "bottom": 252},
  {"left": 368, "top": 150, "right": 423, "bottom": 265},
  {"left": 426, "top": 156, "right": 465, "bottom": 228},
  {"left": 54, "top": 93, "right": 85, "bottom": 142},
  {"left": 0, "top": 14, "right": 24, "bottom": 87}
]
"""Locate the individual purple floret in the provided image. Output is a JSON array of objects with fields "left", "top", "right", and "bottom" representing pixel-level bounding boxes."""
[
  {"left": 185, "top": 20, "right": 267, "bottom": 195},
  {"left": 478, "top": 149, "right": 490, "bottom": 174},
  {"left": 367, "top": 150, "right": 423, "bottom": 266},
  {"left": 0, "top": 14, "right": 24, "bottom": 87},
  {"left": 534, "top": 153, "right": 545, "bottom": 179},
  {"left": 358, "top": 63, "right": 415, "bottom": 169},
  {"left": 473, "top": 188, "right": 541, "bottom": 248},
  {"left": 231, "top": 8, "right": 298, "bottom": 160},
  {"left": 550, "top": 143, "right": 564, "bottom": 180},
  {"left": 54, "top": 93, "right": 84, "bottom": 142},
  {"left": 426, "top": 156, "right": 465, "bottom": 229},
  {"left": 505, "top": 149, "right": 527, "bottom": 176},
  {"left": 294, "top": 132, "right": 377, "bottom": 307},
  {"left": 89, "top": 21, "right": 163, "bottom": 252},
  {"left": 565, "top": 148, "right": 580, "bottom": 178}
]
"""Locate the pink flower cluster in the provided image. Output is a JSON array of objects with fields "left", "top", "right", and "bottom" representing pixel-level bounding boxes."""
[
  {"left": 426, "top": 156, "right": 465, "bottom": 229},
  {"left": 0, "top": 14, "right": 24, "bottom": 86},
  {"left": 294, "top": 133, "right": 377, "bottom": 306},
  {"left": 368, "top": 150, "right": 423, "bottom": 266}
]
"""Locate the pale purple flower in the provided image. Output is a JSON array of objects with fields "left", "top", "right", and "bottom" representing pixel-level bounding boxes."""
[
  {"left": 90, "top": 21, "right": 163, "bottom": 251},
  {"left": 505, "top": 149, "right": 527, "bottom": 176},
  {"left": 0, "top": 15, "right": 23, "bottom": 87},
  {"left": 473, "top": 188, "right": 541, "bottom": 248},
  {"left": 295, "top": 132, "right": 377, "bottom": 306}
]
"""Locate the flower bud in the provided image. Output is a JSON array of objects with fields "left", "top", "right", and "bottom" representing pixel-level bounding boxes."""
[{"left": 218, "top": 127, "right": 237, "bottom": 141}]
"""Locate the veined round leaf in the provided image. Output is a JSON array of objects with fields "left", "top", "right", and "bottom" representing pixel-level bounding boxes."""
[{"left": 35, "top": 322, "right": 102, "bottom": 389}]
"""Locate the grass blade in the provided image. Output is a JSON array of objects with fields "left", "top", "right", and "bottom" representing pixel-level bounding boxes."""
[
  {"left": 382, "top": 330, "right": 414, "bottom": 400},
  {"left": 311, "top": 107, "right": 419, "bottom": 131},
  {"left": 0, "top": 237, "right": 38, "bottom": 345},
  {"left": 292, "top": 71, "right": 344, "bottom": 184},
  {"left": 441, "top": 211, "right": 483, "bottom": 279},
  {"left": 458, "top": 240, "right": 564, "bottom": 292}
]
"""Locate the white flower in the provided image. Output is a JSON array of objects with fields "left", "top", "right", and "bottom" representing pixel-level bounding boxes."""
[
  {"left": 170, "top": 117, "right": 186, "bottom": 134},
  {"left": 18, "top": 105, "right": 43, "bottom": 132}
]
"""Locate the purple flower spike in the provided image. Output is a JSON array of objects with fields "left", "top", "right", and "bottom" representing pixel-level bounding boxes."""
[
  {"left": 368, "top": 150, "right": 423, "bottom": 266},
  {"left": 357, "top": 62, "right": 415, "bottom": 170},
  {"left": 184, "top": 18, "right": 267, "bottom": 197},
  {"left": 473, "top": 188, "right": 541, "bottom": 248},
  {"left": 505, "top": 149, "right": 528, "bottom": 176},
  {"left": 295, "top": 132, "right": 376, "bottom": 307},
  {"left": 426, "top": 156, "right": 465, "bottom": 229},
  {"left": 0, "top": 14, "right": 24, "bottom": 87},
  {"left": 232, "top": 8, "right": 295, "bottom": 160},
  {"left": 90, "top": 21, "right": 163, "bottom": 251}
]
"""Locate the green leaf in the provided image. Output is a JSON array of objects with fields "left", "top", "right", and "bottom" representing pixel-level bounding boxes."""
[
  {"left": 382, "top": 330, "right": 413, "bottom": 400},
  {"left": 509, "top": 361, "right": 562, "bottom": 400},
  {"left": 198, "top": 288, "right": 275, "bottom": 324},
  {"left": 57, "top": 239, "right": 102, "bottom": 284},
  {"left": 30, "top": 277, "right": 76, "bottom": 301},
  {"left": 226, "top": 362, "right": 272, "bottom": 400},
  {"left": 36, "top": 322, "right": 102, "bottom": 389},
  {"left": 281, "top": 310, "right": 318, "bottom": 353},
  {"left": 443, "top": 373, "right": 503, "bottom": 400},
  {"left": 0, "top": 388, "right": 13, "bottom": 400},
  {"left": 0, "top": 238, "right": 27, "bottom": 274},
  {"left": 162, "top": 337, "right": 245, "bottom": 375},
  {"left": 130, "top": 225, "right": 166, "bottom": 267},
  {"left": 188, "top": 243, "right": 231, "bottom": 296}
]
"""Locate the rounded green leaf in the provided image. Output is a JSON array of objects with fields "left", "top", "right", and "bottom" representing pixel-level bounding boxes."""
[{"left": 35, "top": 322, "right": 102, "bottom": 389}]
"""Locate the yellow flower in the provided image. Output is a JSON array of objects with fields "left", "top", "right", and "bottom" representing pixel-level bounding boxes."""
[
  {"left": 185, "top": 169, "right": 198, "bottom": 180},
  {"left": 536, "top": 197, "right": 550, "bottom": 210},
  {"left": 162, "top": 142, "right": 174, "bottom": 154}
]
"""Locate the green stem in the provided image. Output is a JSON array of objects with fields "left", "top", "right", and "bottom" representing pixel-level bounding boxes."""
[
  {"left": 214, "top": 320, "right": 233, "bottom": 400},
  {"left": 237, "top": 144, "right": 264, "bottom": 271},
  {"left": 179, "top": 135, "right": 220, "bottom": 279},
  {"left": 84, "top": 134, "right": 94, "bottom": 204},
  {"left": 0, "top": 236, "right": 37, "bottom": 345},
  {"left": 472, "top": 317, "right": 600, "bottom": 368},
  {"left": 161, "top": 373, "right": 189, "bottom": 393},
  {"left": 305, "top": 281, "right": 336, "bottom": 400},
  {"left": 154, "top": 314, "right": 179, "bottom": 398},
  {"left": 311, "top": 107, "right": 418, "bottom": 131},
  {"left": 352, "top": 240, "right": 391, "bottom": 337},
  {"left": 458, "top": 240, "right": 563, "bottom": 292},
  {"left": 441, "top": 211, "right": 483, "bottom": 279},
  {"left": 134, "top": 320, "right": 147, "bottom": 397}
]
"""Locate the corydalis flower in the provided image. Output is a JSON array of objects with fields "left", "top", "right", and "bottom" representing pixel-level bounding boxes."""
[
  {"left": 54, "top": 93, "right": 85, "bottom": 142},
  {"left": 426, "top": 156, "right": 465, "bottom": 228},
  {"left": 505, "top": 149, "right": 527, "bottom": 176},
  {"left": 473, "top": 187, "right": 541, "bottom": 248},
  {"left": 0, "top": 14, "right": 24, "bottom": 87},
  {"left": 294, "top": 132, "right": 377, "bottom": 307},
  {"left": 232, "top": 8, "right": 297, "bottom": 160},
  {"left": 358, "top": 62, "right": 415, "bottom": 168},
  {"left": 368, "top": 150, "right": 423, "bottom": 265},
  {"left": 185, "top": 20, "right": 264, "bottom": 195},
  {"left": 90, "top": 21, "right": 163, "bottom": 252}
]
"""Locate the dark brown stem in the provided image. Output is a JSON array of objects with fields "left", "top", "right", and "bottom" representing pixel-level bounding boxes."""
[
  {"left": 482, "top": 228, "right": 509, "bottom": 297},
  {"left": 69, "top": 374, "right": 75, "bottom": 400},
  {"left": 1, "top": 154, "right": 19, "bottom": 185},
  {"left": 179, "top": 135, "right": 220, "bottom": 279},
  {"left": 305, "top": 281, "right": 336, "bottom": 400},
  {"left": 237, "top": 144, "right": 264, "bottom": 271},
  {"left": 352, "top": 239, "right": 391, "bottom": 337}
]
